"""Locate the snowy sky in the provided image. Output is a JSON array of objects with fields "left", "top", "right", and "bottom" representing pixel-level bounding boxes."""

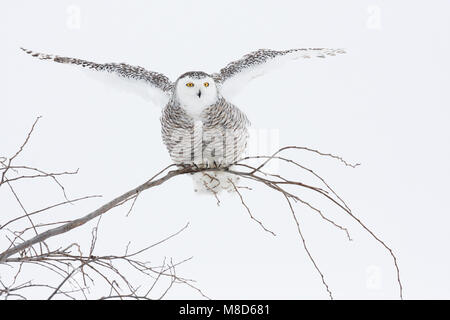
[{"left": 1, "top": 0, "right": 449, "bottom": 299}]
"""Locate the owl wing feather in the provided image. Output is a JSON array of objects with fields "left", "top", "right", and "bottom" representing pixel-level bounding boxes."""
[
  {"left": 212, "top": 48, "right": 346, "bottom": 100},
  {"left": 21, "top": 48, "right": 174, "bottom": 106}
]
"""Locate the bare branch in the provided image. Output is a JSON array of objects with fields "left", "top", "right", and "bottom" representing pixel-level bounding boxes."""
[
  {"left": 283, "top": 192, "right": 333, "bottom": 299},
  {"left": 228, "top": 178, "right": 276, "bottom": 236},
  {"left": 1, "top": 116, "right": 41, "bottom": 185},
  {"left": 1, "top": 120, "right": 402, "bottom": 300}
]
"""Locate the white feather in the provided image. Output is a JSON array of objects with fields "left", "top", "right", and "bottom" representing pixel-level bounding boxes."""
[
  {"left": 192, "top": 170, "right": 241, "bottom": 194},
  {"left": 80, "top": 68, "right": 171, "bottom": 107},
  {"left": 218, "top": 48, "right": 345, "bottom": 101}
]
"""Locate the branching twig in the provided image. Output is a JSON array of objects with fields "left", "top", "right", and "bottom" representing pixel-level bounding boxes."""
[
  {"left": 0, "top": 119, "right": 200, "bottom": 300},
  {"left": 1, "top": 119, "right": 402, "bottom": 300},
  {"left": 228, "top": 178, "right": 276, "bottom": 236}
]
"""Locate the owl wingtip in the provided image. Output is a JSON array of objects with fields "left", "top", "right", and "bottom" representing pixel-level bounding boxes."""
[{"left": 20, "top": 47, "right": 33, "bottom": 55}]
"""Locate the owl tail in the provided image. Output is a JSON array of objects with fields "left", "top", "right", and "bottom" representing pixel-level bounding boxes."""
[{"left": 192, "top": 169, "right": 241, "bottom": 194}]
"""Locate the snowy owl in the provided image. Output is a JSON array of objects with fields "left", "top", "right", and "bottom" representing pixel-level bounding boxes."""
[{"left": 21, "top": 47, "right": 345, "bottom": 193}]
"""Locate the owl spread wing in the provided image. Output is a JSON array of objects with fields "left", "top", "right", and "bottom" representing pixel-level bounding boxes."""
[
  {"left": 212, "top": 48, "right": 346, "bottom": 100},
  {"left": 21, "top": 48, "right": 174, "bottom": 106}
]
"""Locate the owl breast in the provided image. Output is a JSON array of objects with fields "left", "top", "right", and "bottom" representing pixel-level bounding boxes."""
[{"left": 161, "top": 97, "right": 250, "bottom": 167}]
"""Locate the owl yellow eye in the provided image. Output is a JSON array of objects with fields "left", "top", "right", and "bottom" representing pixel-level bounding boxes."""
[
  {"left": 204, "top": 82, "right": 209, "bottom": 87},
  {"left": 186, "top": 82, "right": 194, "bottom": 87}
]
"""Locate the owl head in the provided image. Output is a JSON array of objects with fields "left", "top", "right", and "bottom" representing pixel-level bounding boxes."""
[{"left": 174, "top": 71, "right": 218, "bottom": 116}]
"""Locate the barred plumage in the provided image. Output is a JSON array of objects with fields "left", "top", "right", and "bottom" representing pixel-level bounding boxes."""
[
  {"left": 213, "top": 48, "right": 345, "bottom": 84},
  {"left": 22, "top": 47, "right": 345, "bottom": 193},
  {"left": 161, "top": 97, "right": 250, "bottom": 167},
  {"left": 20, "top": 47, "right": 173, "bottom": 92}
]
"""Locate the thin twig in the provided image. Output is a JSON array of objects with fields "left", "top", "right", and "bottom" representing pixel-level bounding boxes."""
[{"left": 228, "top": 178, "right": 276, "bottom": 236}]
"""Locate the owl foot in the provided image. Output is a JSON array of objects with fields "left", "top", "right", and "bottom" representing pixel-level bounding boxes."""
[
  {"left": 188, "top": 160, "right": 227, "bottom": 170},
  {"left": 177, "top": 163, "right": 200, "bottom": 171}
]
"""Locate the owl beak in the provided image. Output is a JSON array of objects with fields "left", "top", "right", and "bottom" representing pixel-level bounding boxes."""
[{"left": 197, "top": 90, "right": 202, "bottom": 98}]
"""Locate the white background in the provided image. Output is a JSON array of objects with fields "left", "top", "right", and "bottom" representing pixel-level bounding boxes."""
[{"left": 1, "top": 0, "right": 449, "bottom": 299}]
